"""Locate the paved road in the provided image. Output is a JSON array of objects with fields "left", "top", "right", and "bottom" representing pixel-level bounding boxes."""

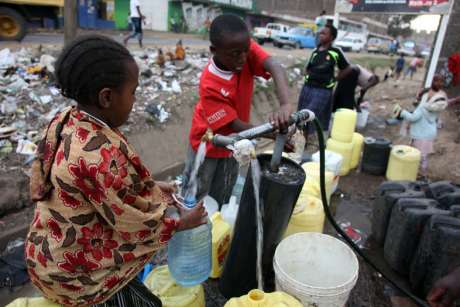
[{"left": 0, "top": 30, "right": 386, "bottom": 60}]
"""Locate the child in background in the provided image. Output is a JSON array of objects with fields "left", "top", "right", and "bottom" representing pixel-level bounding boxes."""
[
  {"left": 25, "top": 35, "right": 206, "bottom": 306},
  {"left": 404, "top": 56, "right": 423, "bottom": 80},
  {"left": 394, "top": 54, "right": 405, "bottom": 80},
  {"left": 182, "top": 14, "right": 292, "bottom": 207},
  {"left": 393, "top": 75, "right": 448, "bottom": 175}
]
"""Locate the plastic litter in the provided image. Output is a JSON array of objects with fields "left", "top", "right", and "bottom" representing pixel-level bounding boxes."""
[{"left": 16, "top": 139, "right": 37, "bottom": 155}]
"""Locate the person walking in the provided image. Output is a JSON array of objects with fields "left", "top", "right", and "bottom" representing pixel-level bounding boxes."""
[{"left": 123, "top": 0, "right": 145, "bottom": 48}]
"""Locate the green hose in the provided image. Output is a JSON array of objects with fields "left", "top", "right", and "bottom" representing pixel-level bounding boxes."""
[{"left": 312, "top": 118, "right": 429, "bottom": 307}]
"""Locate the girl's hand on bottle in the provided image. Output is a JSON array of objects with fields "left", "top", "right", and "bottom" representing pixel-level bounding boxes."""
[{"left": 177, "top": 201, "right": 208, "bottom": 231}]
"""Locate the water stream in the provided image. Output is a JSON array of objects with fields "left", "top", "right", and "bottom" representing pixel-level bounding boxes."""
[
  {"left": 184, "top": 141, "right": 207, "bottom": 200},
  {"left": 250, "top": 158, "right": 264, "bottom": 290}
]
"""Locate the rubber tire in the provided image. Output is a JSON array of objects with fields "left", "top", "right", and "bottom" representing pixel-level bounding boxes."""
[
  {"left": 0, "top": 7, "right": 26, "bottom": 41},
  {"left": 295, "top": 42, "right": 301, "bottom": 49},
  {"left": 257, "top": 39, "right": 265, "bottom": 45}
]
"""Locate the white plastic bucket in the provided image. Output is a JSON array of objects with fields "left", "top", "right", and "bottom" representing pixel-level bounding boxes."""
[{"left": 274, "top": 233, "right": 359, "bottom": 307}]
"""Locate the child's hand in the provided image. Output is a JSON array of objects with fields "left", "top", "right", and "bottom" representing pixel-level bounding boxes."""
[
  {"left": 392, "top": 104, "right": 402, "bottom": 119},
  {"left": 270, "top": 104, "right": 292, "bottom": 131},
  {"left": 177, "top": 201, "right": 208, "bottom": 231},
  {"left": 427, "top": 267, "right": 460, "bottom": 307}
]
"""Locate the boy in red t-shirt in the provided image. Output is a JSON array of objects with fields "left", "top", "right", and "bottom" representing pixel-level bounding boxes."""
[{"left": 182, "top": 14, "right": 292, "bottom": 206}]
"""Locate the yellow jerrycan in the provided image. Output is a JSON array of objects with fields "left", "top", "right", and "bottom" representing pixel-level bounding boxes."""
[
  {"left": 302, "top": 162, "right": 334, "bottom": 203},
  {"left": 327, "top": 138, "right": 353, "bottom": 176},
  {"left": 144, "top": 265, "right": 205, "bottom": 307},
  {"left": 331, "top": 108, "right": 357, "bottom": 143},
  {"left": 6, "top": 298, "right": 60, "bottom": 307},
  {"left": 285, "top": 195, "right": 325, "bottom": 237},
  {"left": 351, "top": 133, "right": 364, "bottom": 169},
  {"left": 386, "top": 145, "right": 421, "bottom": 181},
  {"left": 224, "top": 289, "right": 303, "bottom": 307},
  {"left": 210, "top": 212, "right": 231, "bottom": 278}
]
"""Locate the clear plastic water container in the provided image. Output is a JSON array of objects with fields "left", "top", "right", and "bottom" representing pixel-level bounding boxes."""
[
  {"left": 168, "top": 196, "right": 212, "bottom": 287},
  {"left": 231, "top": 175, "right": 246, "bottom": 204}
]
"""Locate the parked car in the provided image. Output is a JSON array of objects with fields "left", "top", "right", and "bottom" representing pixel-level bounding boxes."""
[
  {"left": 420, "top": 47, "right": 431, "bottom": 58},
  {"left": 366, "top": 37, "right": 390, "bottom": 54},
  {"left": 253, "top": 23, "right": 290, "bottom": 45},
  {"left": 398, "top": 40, "right": 417, "bottom": 56},
  {"left": 334, "top": 37, "right": 366, "bottom": 52},
  {"left": 272, "top": 27, "right": 316, "bottom": 49}
]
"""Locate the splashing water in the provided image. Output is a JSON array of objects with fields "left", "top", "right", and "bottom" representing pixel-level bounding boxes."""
[
  {"left": 250, "top": 158, "right": 264, "bottom": 290},
  {"left": 184, "top": 141, "right": 207, "bottom": 200}
]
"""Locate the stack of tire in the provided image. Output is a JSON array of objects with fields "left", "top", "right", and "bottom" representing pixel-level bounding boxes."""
[
  {"left": 372, "top": 181, "right": 460, "bottom": 297},
  {"left": 326, "top": 109, "right": 364, "bottom": 176}
]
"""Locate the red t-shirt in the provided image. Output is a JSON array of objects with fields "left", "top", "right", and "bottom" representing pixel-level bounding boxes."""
[{"left": 189, "top": 40, "right": 271, "bottom": 158}]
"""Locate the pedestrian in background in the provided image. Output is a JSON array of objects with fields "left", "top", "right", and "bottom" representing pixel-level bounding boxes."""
[
  {"left": 394, "top": 54, "right": 405, "bottom": 80},
  {"left": 123, "top": 0, "right": 145, "bottom": 48}
]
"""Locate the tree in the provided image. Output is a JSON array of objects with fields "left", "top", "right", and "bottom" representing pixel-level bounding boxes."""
[
  {"left": 387, "top": 15, "right": 417, "bottom": 38},
  {"left": 64, "top": 0, "right": 78, "bottom": 45}
]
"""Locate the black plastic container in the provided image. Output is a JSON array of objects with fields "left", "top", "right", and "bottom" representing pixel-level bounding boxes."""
[
  {"left": 437, "top": 191, "right": 460, "bottom": 210},
  {"left": 410, "top": 215, "right": 460, "bottom": 297},
  {"left": 451, "top": 205, "right": 460, "bottom": 217},
  {"left": 219, "top": 154, "right": 305, "bottom": 298},
  {"left": 425, "top": 181, "right": 457, "bottom": 199},
  {"left": 372, "top": 181, "right": 425, "bottom": 245},
  {"left": 361, "top": 137, "right": 392, "bottom": 175},
  {"left": 383, "top": 198, "right": 448, "bottom": 275}
]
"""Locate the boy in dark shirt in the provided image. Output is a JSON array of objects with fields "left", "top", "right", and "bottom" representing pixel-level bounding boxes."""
[{"left": 297, "top": 24, "right": 351, "bottom": 161}]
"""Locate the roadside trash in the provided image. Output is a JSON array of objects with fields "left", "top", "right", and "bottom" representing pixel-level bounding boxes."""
[
  {"left": 0, "top": 140, "right": 13, "bottom": 158},
  {"left": 1, "top": 97, "right": 17, "bottom": 114},
  {"left": 48, "top": 86, "right": 60, "bottom": 96},
  {"left": 40, "top": 95, "right": 52, "bottom": 104},
  {"left": 146, "top": 104, "right": 170, "bottom": 123},
  {"left": 0, "top": 238, "right": 29, "bottom": 288},
  {"left": 39, "top": 54, "right": 56, "bottom": 73},
  {"left": 7, "top": 78, "right": 28, "bottom": 93},
  {"left": 339, "top": 221, "right": 364, "bottom": 246},
  {"left": 16, "top": 139, "right": 37, "bottom": 155},
  {"left": 0, "top": 127, "right": 17, "bottom": 139},
  {"left": 171, "top": 79, "right": 181, "bottom": 93},
  {"left": 0, "top": 48, "right": 16, "bottom": 68}
]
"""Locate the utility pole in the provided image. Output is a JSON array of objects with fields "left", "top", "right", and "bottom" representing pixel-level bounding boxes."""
[{"left": 64, "top": 0, "right": 78, "bottom": 45}]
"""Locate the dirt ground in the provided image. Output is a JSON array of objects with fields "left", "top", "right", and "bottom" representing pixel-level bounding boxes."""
[{"left": 1, "top": 31, "right": 459, "bottom": 306}]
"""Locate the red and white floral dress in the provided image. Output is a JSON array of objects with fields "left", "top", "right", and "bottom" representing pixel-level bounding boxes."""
[{"left": 26, "top": 107, "right": 177, "bottom": 306}]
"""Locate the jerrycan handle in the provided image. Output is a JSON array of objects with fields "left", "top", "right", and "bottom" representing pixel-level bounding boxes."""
[{"left": 229, "top": 196, "right": 237, "bottom": 209}]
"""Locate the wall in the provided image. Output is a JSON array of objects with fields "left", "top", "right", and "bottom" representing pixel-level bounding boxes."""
[
  {"left": 139, "top": 0, "right": 168, "bottom": 31},
  {"left": 114, "top": 0, "right": 129, "bottom": 29}
]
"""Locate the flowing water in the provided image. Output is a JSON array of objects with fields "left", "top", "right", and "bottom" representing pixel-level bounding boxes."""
[
  {"left": 250, "top": 158, "right": 264, "bottom": 290},
  {"left": 184, "top": 141, "right": 207, "bottom": 200}
]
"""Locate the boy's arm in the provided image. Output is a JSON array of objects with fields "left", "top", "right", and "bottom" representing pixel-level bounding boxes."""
[{"left": 263, "top": 57, "right": 292, "bottom": 130}]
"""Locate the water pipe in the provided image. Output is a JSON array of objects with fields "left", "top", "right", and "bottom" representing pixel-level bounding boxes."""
[
  {"left": 210, "top": 109, "right": 315, "bottom": 148},
  {"left": 270, "top": 130, "right": 288, "bottom": 173}
]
